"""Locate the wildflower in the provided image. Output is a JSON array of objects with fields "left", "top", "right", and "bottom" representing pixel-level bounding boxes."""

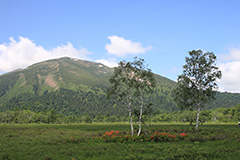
[
  {"left": 106, "top": 132, "right": 111, "bottom": 136},
  {"left": 70, "top": 137, "right": 75, "bottom": 140},
  {"left": 171, "top": 135, "right": 176, "bottom": 138},
  {"left": 180, "top": 133, "right": 185, "bottom": 136}
]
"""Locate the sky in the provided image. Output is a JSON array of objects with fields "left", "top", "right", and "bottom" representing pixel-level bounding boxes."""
[{"left": 0, "top": 0, "right": 240, "bottom": 93}]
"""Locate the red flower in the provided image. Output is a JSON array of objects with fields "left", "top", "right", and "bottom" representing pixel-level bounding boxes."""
[
  {"left": 180, "top": 133, "right": 185, "bottom": 136},
  {"left": 162, "top": 133, "right": 167, "bottom": 136},
  {"left": 105, "top": 132, "right": 111, "bottom": 136}
]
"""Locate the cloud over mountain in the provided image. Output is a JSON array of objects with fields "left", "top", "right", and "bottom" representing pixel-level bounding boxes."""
[
  {"left": 0, "top": 37, "right": 91, "bottom": 73},
  {"left": 105, "top": 35, "right": 152, "bottom": 57}
]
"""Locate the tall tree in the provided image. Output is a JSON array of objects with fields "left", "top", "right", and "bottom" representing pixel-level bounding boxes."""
[
  {"left": 108, "top": 61, "right": 136, "bottom": 135},
  {"left": 174, "top": 50, "right": 222, "bottom": 130},
  {"left": 131, "top": 57, "right": 156, "bottom": 136},
  {"left": 108, "top": 57, "right": 156, "bottom": 136}
]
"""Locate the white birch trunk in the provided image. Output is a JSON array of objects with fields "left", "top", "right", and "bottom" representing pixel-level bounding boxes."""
[
  {"left": 195, "top": 105, "right": 201, "bottom": 130},
  {"left": 127, "top": 87, "right": 134, "bottom": 136},
  {"left": 137, "top": 90, "right": 143, "bottom": 136},
  {"left": 129, "top": 102, "right": 134, "bottom": 136},
  {"left": 196, "top": 85, "right": 202, "bottom": 130}
]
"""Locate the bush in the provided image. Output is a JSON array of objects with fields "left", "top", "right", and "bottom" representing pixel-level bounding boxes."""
[{"left": 92, "top": 130, "right": 189, "bottom": 143}]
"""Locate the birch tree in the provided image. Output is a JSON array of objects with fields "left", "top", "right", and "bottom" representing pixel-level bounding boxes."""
[
  {"left": 108, "top": 61, "right": 135, "bottom": 135},
  {"left": 131, "top": 57, "right": 156, "bottom": 136},
  {"left": 174, "top": 50, "right": 222, "bottom": 130},
  {"left": 108, "top": 58, "right": 156, "bottom": 136}
]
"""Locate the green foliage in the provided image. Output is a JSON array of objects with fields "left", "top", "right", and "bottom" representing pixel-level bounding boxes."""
[
  {"left": 92, "top": 130, "right": 188, "bottom": 143},
  {"left": 130, "top": 57, "right": 156, "bottom": 135},
  {"left": 0, "top": 103, "right": 240, "bottom": 124},
  {"left": 0, "top": 124, "right": 239, "bottom": 160},
  {"left": 174, "top": 50, "right": 222, "bottom": 129},
  {"left": 156, "top": 104, "right": 240, "bottom": 124},
  {"left": 108, "top": 57, "right": 157, "bottom": 135},
  {"left": 174, "top": 50, "right": 222, "bottom": 110}
]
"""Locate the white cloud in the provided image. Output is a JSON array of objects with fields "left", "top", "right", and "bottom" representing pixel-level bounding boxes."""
[
  {"left": 0, "top": 36, "right": 91, "bottom": 73},
  {"left": 217, "top": 47, "right": 240, "bottom": 93},
  {"left": 105, "top": 35, "right": 152, "bottom": 57},
  {"left": 95, "top": 58, "right": 118, "bottom": 68},
  {"left": 219, "top": 47, "right": 240, "bottom": 62}
]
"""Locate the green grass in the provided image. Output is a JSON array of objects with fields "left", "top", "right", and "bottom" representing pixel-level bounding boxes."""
[{"left": 0, "top": 123, "right": 239, "bottom": 160}]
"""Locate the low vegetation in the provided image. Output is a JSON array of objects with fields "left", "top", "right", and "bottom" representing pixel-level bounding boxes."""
[{"left": 0, "top": 124, "right": 239, "bottom": 160}]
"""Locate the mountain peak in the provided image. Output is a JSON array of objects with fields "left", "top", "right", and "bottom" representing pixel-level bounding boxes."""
[{"left": 1, "top": 57, "right": 238, "bottom": 115}]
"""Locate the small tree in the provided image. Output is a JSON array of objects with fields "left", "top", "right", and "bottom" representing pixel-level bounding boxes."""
[{"left": 174, "top": 50, "right": 222, "bottom": 130}]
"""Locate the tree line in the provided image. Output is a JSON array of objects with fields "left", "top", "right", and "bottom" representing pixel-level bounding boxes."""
[{"left": 0, "top": 104, "right": 239, "bottom": 124}]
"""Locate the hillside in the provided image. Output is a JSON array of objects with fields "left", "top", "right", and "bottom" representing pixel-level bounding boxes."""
[{"left": 0, "top": 57, "right": 240, "bottom": 117}]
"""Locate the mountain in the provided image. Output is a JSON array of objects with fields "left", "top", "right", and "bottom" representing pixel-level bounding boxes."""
[{"left": 0, "top": 57, "right": 240, "bottom": 117}]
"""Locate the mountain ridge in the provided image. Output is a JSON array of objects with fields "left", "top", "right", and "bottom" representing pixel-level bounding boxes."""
[{"left": 0, "top": 57, "right": 240, "bottom": 117}]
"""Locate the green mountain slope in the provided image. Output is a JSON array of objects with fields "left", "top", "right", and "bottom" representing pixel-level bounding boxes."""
[{"left": 0, "top": 57, "right": 240, "bottom": 117}]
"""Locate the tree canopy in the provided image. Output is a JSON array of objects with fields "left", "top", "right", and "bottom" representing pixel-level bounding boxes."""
[
  {"left": 108, "top": 57, "right": 156, "bottom": 135},
  {"left": 174, "top": 49, "right": 222, "bottom": 129}
]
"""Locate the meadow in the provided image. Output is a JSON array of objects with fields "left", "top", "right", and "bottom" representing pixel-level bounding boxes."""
[{"left": 0, "top": 123, "right": 239, "bottom": 160}]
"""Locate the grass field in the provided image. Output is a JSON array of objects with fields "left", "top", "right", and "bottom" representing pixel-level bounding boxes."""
[{"left": 0, "top": 123, "right": 239, "bottom": 160}]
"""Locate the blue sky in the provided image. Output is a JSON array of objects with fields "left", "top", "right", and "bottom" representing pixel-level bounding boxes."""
[{"left": 1, "top": 0, "right": 240, "bottom": 92}]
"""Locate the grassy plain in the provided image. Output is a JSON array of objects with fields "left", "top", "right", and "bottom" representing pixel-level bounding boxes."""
[{"left": 0, "top": 123, "right": 239, "bottom": 160}]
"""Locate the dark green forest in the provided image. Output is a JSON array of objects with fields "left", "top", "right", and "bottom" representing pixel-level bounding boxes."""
[{"left": 1, "top": 86, "right": 240, "bottom": 117}]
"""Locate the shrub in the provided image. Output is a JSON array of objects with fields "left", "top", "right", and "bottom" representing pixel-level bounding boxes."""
[{"left": 92, "top": 130, "right": 189, "bottom": 143}]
